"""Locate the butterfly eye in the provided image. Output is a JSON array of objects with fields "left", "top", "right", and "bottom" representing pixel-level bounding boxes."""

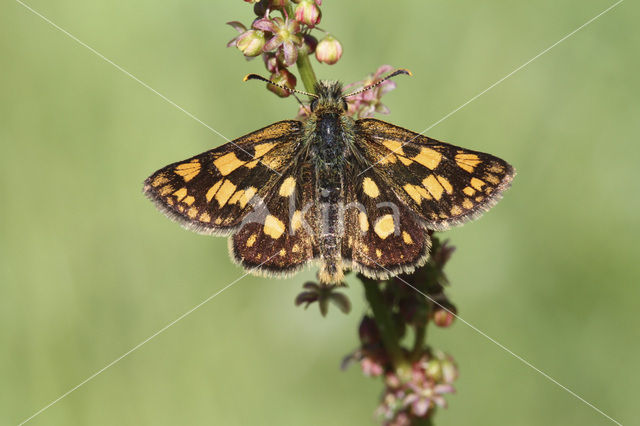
[
  {"left": 341, "top": 99, "right": 348, "bottom": 112},
  {"left": 310, "top": 99, "right": 319, "bottom": 111}
]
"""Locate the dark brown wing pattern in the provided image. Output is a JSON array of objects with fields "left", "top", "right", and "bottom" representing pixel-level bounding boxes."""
[
  {"left": 144, "top": 120, "right": 316, "bottom": 276},
  {"left": 354, "top": 118, "right": 515, "bottom": 231}
]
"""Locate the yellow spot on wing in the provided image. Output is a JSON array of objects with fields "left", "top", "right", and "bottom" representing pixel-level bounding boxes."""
[
  {"left": 214, "top": 152, "right": 245, "bottom": 176},
  {"left": 187, "top": 207, "right": 198, "bottom": 218},
  {"left": 292, "top": 244, "right": 301, "bottom": 253},
  {"left": 239, "top": 187, "right": 257, "bottom": 208},
  {"left": 376, "top": 249, "right": 382, "bottom": 258},
  {"left": 200, "top": 212, "right": 211, "bottom": 223},
  {"left": 291, "top": 211, "right": 303, "bottom": 232},
  {"left": 402, "top": 231, "right": 413, "bottom": 244},
  {"left": 463, "top": 186, "right": 476, "bottom": 196},
  {"left": 279, "top": 248, "right": 286, "bottom": 257},
  {"left": 358, "top": 211, "right": 369, "bottom": 232},
  {"left": 246, "top": 233, "right": 257, "bottom": 247},
  {"left": 488, "top": 163, "right": 505, "bottom": 173},
  {"left": 374, "top": 214, "right": 395, "bottom": 239},
  {"left": 264, "top": 215, "right": 285, "bottom": 239},
  {"left": 436, "top": 175, "right": 453, "bottom": 194},
  {"left": 422, "top": 175, "right": 444, "bottom": 201},
  {"left": 173, "top": 187, "right": 188, "bottom": 202},
  {"left": 382, "top": 140, "right": 405, "bottom": 156},
  {"left": 484, "top": 173, "right": 500, "bottom": 185},
  {"left": 183, "top": 196, "right": 195, "bottom": 206},
  {"left": 398, "top": 156, "right": 413, "bottom": 166},
  {"left": 470, "top": 177, "right": 485, "bottom": 191},
  {"left": 463, "top": 198, "right": 473, "bottom": 209},
  {"left": 362, "top": 177, "right": 380, "bottom": 198},
  {"left": 229, "top": 190, "right": 244, "bottom": 205},
  {"left": 450, "top": 205, "right": 462, "bottom": 216},
  {"left": 379, "top": 154, "right": 397, "bottom": 165},
  {"left": 152, "top": 175, "right": 169, "bottom": 187},
  {"left": 174, "top": 159, "right": 201, "bottom": 182},
  {"left": 205, "top": 180, "right": 223, "bottom": 202},
  {"left": 455, "top": 153, "right": 481, "bottom": 173},
  {"left": 245, "top": 160, "right": 259, "bottom": 169},
  {"left": 279, "top": 177, "right": 296, "bottom": 197},
  {"left": 403, "top": 184, "right": 430, "bottom": 204},
  {"left": 215, "top": 180, "right": 237, "bottom": 207},
  {"left": 254, "top": 142, "right": 276, "bottom": 158},
  {"left": 413, "top": 147, "right": 442, "bottom": 170},
  {"left": 159, "top": 185, "right": 174, "bottom": 196}
]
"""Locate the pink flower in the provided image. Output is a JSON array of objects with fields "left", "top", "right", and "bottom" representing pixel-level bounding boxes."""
[
  {"left": 254, "top": 16, "right": 302, "bottom": 66},
  {"left": 345, "top": 65, "right": 397, "bottom": 118}
]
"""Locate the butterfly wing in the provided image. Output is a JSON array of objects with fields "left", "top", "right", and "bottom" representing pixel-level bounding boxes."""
[
  {"left": 354, "top": 118, "right": 515, "bottom": 231},
  {"left": 144, "top": 120, "right": 316, "bottom": 275},
  {"left": 341, "top": 164, "right": 431, "bottom": 279},
  {"left": 229, "top": 162, "right": 317, "bottom": 277}
]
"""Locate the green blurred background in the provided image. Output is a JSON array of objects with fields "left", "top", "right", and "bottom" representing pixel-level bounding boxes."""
[{"left": 2, "top": 1, "right": 638, "bottom": 424}]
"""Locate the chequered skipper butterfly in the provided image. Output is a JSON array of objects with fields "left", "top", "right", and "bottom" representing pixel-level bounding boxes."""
[{"left": 144, "top": 70, "right": 514, "bottom": 283}]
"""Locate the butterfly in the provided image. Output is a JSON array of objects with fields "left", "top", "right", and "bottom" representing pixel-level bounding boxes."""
[{"left": 143, "top": 69, "right": 515, "bottom": 284}]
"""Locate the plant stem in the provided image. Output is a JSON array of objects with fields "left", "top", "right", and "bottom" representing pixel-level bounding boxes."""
[
  {"left": 411, "top": 324, "right": 427, "bottom": 362},
  {"left": 361, "top": 276, "right": 407, "bottom": 371},
  {"left": 296, "top": 53, "right": 318, "bottom": 93}
]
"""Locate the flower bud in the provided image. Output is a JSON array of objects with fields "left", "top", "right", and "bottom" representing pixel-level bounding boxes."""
[
  {"left": 432, "top": 303, "right": 456, "bottom": 327},
  {"left": 253, "top": 0, "right": 269, "bottom": 16},
  {"left": 294, "top": 0, "right": 322, "bottom": 27},
  {"left": 315, "top": 35, "right": 342, "bottom": 65},
  {"left": 358, "top": 315, "right": 380, "bottom": 345},
  {"left": 235, "top": 30, "right": 266, "bottom": 57},
  {"left": 425, "top": 359, "right": 443, "bottom": 382},
  {"left": 268, "top": 69, "right": 296, "bottom": 97},
  {"left": 298, "top": 34, "right": 318, "bottom": 55}
]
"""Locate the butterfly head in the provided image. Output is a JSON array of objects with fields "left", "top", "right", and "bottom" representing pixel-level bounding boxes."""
[{"left": 310, "top": 81, "right": 348, "bottom": 114}]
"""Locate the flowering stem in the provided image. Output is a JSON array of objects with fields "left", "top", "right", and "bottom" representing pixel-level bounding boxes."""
[
  {"left": 361, "top": 276, "right": 407, "bottom": 371},
  {"left": 296, "top": 53, "right": 318, "bottom": 93},
  {"left": 410, "top": 324, "right": 427, "bottom": 362},
  {"left": 283, "top": 3, "right": 318, "bottom": 93}
]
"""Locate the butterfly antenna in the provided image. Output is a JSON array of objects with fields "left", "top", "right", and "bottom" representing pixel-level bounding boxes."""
[
  {"left": 243, "top": 74, "right": 318, "bottom": 98},
  {"left": 342, "top": 68, "right": 412, "bottom": 98}
]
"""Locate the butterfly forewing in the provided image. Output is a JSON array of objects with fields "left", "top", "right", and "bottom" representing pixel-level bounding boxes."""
[
  {"left": 143, "top": 120, "right": 303, "bottom": 235},
  {"left": 355, "top": 119, "right": 515, "bottom": 231}
]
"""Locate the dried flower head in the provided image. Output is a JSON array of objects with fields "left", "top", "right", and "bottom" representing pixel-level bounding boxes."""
[{"left": 295, "top": 281, "right": 351, "bottom": 316}]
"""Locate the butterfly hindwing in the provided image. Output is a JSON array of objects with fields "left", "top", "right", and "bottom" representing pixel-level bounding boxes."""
[
  {"left": 143, "top": 120, "right": 303, "bottom": 235},
  {"left": 230, "top": 163, "right": 317, "bottom": 276},
  {"left": 342, "top": 167, "right": 431, "bottom": 279},
  {"left": 355, "top": 118, "right": 515, "bottom": 231}
]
